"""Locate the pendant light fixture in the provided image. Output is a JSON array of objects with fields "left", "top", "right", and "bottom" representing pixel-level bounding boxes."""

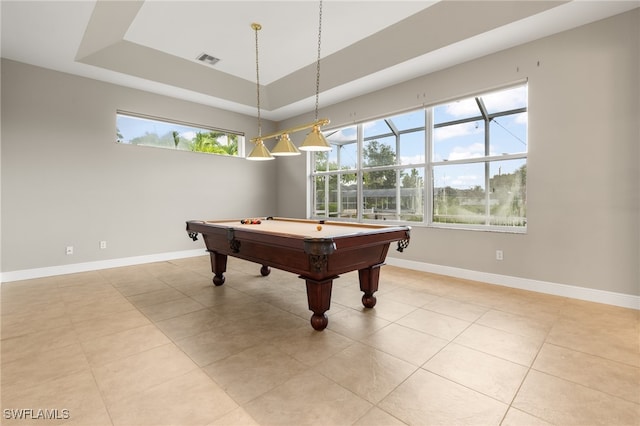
[
  {"left": 271, "top": 133, "right": 300, "bottom": 156},
  {"left": 246, "top": 1, "right": 330, "bottom": 160}
]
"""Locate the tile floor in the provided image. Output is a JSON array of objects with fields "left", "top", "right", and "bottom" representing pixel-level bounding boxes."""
[{"left": 1, "top": 256, "right": 638, "bottom": 425}]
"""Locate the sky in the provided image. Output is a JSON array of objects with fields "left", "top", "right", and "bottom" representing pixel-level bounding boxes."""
[
  {"left": 117, "top": 113, "right": 238, "bottom": 147},
  {"left": 324, "top": 84, "right": 527, "bottom": 190}
]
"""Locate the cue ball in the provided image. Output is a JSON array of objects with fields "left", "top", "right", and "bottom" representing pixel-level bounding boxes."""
[{"left": 316, "top": 225, "right": 322, "bottom": 231}]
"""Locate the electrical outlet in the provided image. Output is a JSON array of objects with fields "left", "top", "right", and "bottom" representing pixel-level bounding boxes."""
[
  {"left": 66, "top": 246, "right": 73, "bottom": 255},
  {"left": 496, "top": 250, "right": 503, "bottom": 261},
  {"left": 100, "top": 241, "right": 107, "bottom": 249}
]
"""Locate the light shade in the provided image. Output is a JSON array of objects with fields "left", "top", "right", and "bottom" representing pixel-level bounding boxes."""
[
  {"left": 299, "top": 125, "right": 332, "bottom": 151},
  {"left": 271, "top": 133, "right": 300, "bottom": 156},
  {"left": 246, "top": 140, "right": 274, "bottom": 161}
]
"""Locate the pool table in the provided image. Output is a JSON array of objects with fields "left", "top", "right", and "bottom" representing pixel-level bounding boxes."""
[{"left": 186, "top": 217, "right": 410, "bottom": 330}]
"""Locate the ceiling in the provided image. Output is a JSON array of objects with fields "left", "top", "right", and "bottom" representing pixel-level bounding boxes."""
[{"left": 1, "top": 1, "right": 638, "bottom": 121}]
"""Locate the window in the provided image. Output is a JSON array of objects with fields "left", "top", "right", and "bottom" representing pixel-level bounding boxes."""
[
  {"left": 431, "top": 85, "right": 527, "bottom": 228},
  {"left": 313, "top": 125, "right": 358, "bottom": 217},
  {"left": 311, "top": 84, "right": 527, "bottom": 231},
  {"left": 312, "top": 110, "right": 426, "bottom": 222},
  {"left": 116, "top": 111, "right": 243, "bottom": 157}
]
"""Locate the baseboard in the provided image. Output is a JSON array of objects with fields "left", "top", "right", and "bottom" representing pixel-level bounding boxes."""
[
  {"left": 2, "top": 251, "right": 638, "bottom": 311},
  {"left": 386, "top": 257, "right": 640, "bottom": 311},
  {"left": 0, "top": 249, "right": 207, "bottom": 283}
]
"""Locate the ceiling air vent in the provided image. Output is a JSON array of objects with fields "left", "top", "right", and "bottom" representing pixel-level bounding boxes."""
[{"left": 196, "top": 53, "right": 220, "bottom": 66}]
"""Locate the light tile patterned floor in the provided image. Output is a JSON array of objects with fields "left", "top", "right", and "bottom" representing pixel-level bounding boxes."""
[{"left": 1, "top": 256, "right": 638, "bottom": 425}]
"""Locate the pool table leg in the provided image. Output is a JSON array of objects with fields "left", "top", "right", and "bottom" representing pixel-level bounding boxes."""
[
  {"left": 209, "top": 251, "right": 227, "bottom": 286},
  {"left": 359, "top": 263, "right": 383, "bottom": 308},
  {"left": 304, "top": 277, "right": 335, "bottom": 331}
]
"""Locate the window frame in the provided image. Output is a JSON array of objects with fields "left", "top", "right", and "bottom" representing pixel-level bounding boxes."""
[
  {"left": 309, "top": 83, "right": 528, "bottom": 233},
  {"left": 116, "top": 110, "right": 245, "bottom": 157}
]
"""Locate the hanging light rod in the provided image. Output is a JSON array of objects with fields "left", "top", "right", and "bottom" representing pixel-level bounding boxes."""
[
  {"left": 247, "top": 0, "right": 331, "bottom": 160},
  {"left": 249, "top": 118, "right": 330, "bottom": 144}
]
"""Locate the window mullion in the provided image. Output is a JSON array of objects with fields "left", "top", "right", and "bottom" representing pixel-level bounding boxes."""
[
  {"left": 396, "top": 129, "right": 401, "bottom": 219},
  {"left": 485, "top": 114, "right": 491, "bottom": 225},
  {"left": 337, "top": 148, "right": 342, "bottom": 215},
  {"left": 431, "top": 153, "right": 525, "bottom": 166},
  {"left": 357, "top": 124, "right": 364, "bottom": 221},
  {"left": 425, "top": 107, "right": 433, "bottom": 226},
  {"left": 324, "top": 170, "right": 330, "bottom": 218}
]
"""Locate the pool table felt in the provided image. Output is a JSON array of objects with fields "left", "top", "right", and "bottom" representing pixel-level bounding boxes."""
[{"left": 205, "top": 218, "right": 395, "bottom": 239}]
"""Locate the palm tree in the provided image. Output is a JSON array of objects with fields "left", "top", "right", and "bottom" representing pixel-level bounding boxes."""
[{"left": 191, "top": 132, "right": 238, "bottom": 155}]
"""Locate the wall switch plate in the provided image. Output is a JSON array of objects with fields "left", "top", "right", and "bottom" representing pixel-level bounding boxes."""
[
  {"left": 100, "top": 241, "right": 107, "bottom": 249},
  {"left": 66, "top": 246, "right": 73, "bottom": 255},
  {"left": 496, "top": 250, "right": 503, "bottom": 261}
]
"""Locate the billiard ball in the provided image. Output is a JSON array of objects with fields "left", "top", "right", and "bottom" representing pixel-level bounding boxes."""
[{"left": 242, "top": 218, "right": 261, "bottom": 224}]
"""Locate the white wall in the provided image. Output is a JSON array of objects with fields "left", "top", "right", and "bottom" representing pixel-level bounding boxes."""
[
  {"left": 1, "top": 60, "right": 277, "bottom": 272},
  {"left": 277, "top": 10, "right": 640, "bottom": 298},
  {"left": 2, "top": 10, "right": 638, "bottom": 302}
]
